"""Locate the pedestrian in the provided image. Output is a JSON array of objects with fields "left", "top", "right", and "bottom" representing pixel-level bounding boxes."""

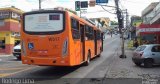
[
  {"left": 146, "top": 40, "right": 150, "bottom": 44},
  {"left": 134, "top": 39, "right": 139, "bottom": 48},
  {"left": 110, "top": 31, "right": 112, "bottom": 37},
  {"left": 153, "top": 36, "right": 157, "bottom": 44},
  {"left": 142, "top": 40, "right": 147, "bottom": 44}
]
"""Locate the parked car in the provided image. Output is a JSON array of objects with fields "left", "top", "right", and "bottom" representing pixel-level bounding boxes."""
[
  {"left": 132, "top": 44, "right": 160, "bottom": 68},
  {"left": 12, "top": 44, "right": 21, "bottom": 60}
]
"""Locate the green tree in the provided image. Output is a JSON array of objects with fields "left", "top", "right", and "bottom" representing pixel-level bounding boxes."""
[{"left": 111, "top": 21, "right": 118, "bottom": 25}]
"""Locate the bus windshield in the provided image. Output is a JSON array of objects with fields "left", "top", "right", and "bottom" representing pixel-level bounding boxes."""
[{"left": 24, "top": 13, "right": 64, "bottom": 32}]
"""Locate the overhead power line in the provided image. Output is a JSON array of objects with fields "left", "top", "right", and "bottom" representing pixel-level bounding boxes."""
[
  {"left": 119, "top": 0, "right": 125, "bottom": 10},
  {"left": 100, "top": 5, "right": 116, "bottom": 14},
  {"left": 82, "top": 9, "right": 116, "bottom": 14},
  {"left": 121, "top": 0, "right": 152, "bottom": 4}
]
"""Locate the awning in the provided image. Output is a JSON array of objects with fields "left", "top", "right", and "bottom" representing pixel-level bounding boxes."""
[{"left": 136, "top": 24, "right": 160, "bottom": 35}]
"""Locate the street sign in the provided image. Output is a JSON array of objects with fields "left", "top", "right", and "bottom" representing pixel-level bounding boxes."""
[
  {"left": 75, "top": 1, "right": 81, "bottom": 11},
  {"left": 81, "top": 1, "right": 88, "bottom": 8},
  {"left": 96, "top": 0, "right": 108, "bottom": 4},
  {"left": 81, "top": 9, "right": 87, "bottom": 14},
  {"left": 89, "top": 1, "right": 96, "bottom": 7}
]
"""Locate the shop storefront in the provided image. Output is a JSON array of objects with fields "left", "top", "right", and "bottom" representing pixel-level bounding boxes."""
[
  {"left": 136, "top": 24, "right": 160, "bottom": 45},
  {"left": 0, "top": 31, "right": 20, "bottom": 54},
  {"left": 0, "top": 7, "right": 23, "bottom": 54}
]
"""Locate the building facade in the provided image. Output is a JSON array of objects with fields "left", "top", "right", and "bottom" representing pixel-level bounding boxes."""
[
  {"left": 137, "top": 2, "right": 160, "bottom": 44},
  {"left": 89, "top": 17, "right": 111, "bottom": 32},
  {"left": 130, "top": 16, "right": 142, "bottom": 39},
  {"left": 142, "top": 2, "right": 159, "bottom": 24},
  {"left": 0, "top": 7, "right": 23, "bottom": 54}
]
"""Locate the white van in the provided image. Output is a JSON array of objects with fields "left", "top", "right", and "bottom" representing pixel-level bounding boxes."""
[{"left": 12, "top": 44, "right": 21, "bottom": 59}]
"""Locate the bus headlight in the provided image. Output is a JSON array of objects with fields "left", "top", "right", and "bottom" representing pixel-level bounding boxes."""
[
  {"left": 62, "top": 38, "right": 68, "bottom": 57},
  {"left": 21, "top": 41, "right": 26, "bottom": 56}
]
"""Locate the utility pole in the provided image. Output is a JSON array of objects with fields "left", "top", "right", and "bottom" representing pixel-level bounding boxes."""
[
  {"left": 126, "top": 9, "right": 129, "bottom": 29},
  {"left": 39, "top": 0, "right": 41, "bottom": 9},
  {"left": 125, "top": 9, "right": 131, "bottom": 40},
  {"left": 125, "top": 9, "right": 130, "bottom": 40},
  {"left": 123, "top": 9, "right": 130, "bottom": 40},
  {"left": 114, "top": 0, "right": 126, "bottom": 58},
  {"left": 114, "top": 0, "right": 121, "bottom": 33},
  {"left": 123, "top": 9, "right": 129, "bottom": 39}
]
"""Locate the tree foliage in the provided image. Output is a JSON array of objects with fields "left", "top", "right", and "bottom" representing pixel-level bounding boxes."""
[{"left": 111, "top": 21, "right": 118, "bottom": 25}]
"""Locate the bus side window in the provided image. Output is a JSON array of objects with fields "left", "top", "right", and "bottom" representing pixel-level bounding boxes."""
[
  {"left": 85, "top": 26, "right": 94, "bottom": 40},
  {"left": 96, "top": 31, "right": 101, "bottom": 40},
  {"left": 71, "top": 18, "right": 80, "bottom": 39},
  {"left": 85, "top": 25, "right": 89, "bottom": 40},
  {"left": 89, "top": 27, "right": 94, "bottom": 40}
]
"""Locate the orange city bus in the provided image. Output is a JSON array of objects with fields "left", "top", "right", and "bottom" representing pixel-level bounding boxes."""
[{"left": 21, "top": 10, "right": 103, "bottom": 66}]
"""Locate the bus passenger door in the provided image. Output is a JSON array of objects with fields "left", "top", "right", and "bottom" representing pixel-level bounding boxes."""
[
  {"left": 80, "top": 24, "right": 85, "bottom": 61},
  {"left": 94, "top": 30, "right": 97, "bottom": 55}
]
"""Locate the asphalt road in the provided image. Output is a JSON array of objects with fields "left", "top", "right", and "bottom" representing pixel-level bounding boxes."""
[
  {"left": 0, "top": 34, "right": 120, "bottom": 83},
  {"left": 1, "top": 34, "right": 160, "bottom": 84}
]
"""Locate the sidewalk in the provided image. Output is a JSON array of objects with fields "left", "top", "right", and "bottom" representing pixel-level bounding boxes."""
[
  {"left": 105, "top": 49, "right": 138, "bottom": 78},
  {"left": 103, "top": 39, "right": 137, "bottom": 78},
  {"left": 104, "top": 39, "right": 160, "bottom": 83}
]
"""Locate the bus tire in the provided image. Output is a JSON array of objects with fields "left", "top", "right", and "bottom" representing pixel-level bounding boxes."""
[
  {"left": 17, "top": 56, "right": 21, "bottom": 60},
  {"left": 100, "top": 47, "right": 103, "bottom": 52},
  {"left": 98, "top": 47, "right": 102, "bottom": 57},
  {"left": 84, "top": 52, "right": 91, "bottom": 66},
  {"left": 97, "top": 53, "right": 101, "bottom": 57}
]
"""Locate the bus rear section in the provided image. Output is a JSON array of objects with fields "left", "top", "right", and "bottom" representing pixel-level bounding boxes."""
[
  {"left": 96, "top": 30, "right": 103, "bottom": 56},
  {"left": 91, "top": 29, "right": 103, "bottom": 58},
  {"left": 21, "top": 10, "right": 72, "bottom": 66}
]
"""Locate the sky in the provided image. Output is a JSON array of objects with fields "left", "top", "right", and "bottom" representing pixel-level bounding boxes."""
[{"left": 0, "top": 0, "right": 159, "bottom": 21}]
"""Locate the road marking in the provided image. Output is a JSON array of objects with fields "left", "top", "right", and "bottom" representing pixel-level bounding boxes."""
[
  {"left": 0, "top": 67, "right": 28, "bottom": 70},
  {"left": 0, "top": 59, "right": 2, "bottom": 61},
  {"left": 0, "top": 66, "right": 40, "bottom": 78},
  {"left": 0, "top": 73, "right": 12, "bottom": 78}
]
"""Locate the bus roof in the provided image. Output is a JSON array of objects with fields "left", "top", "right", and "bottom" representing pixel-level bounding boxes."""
[
  {"left": 67, "top": 11, "right": 101, "bottom": 31},
  {"left": 23, "top": 9, "right": 102, "bottom": 32}
]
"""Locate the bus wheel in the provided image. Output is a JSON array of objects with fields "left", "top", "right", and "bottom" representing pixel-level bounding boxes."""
[
  {"left": 84, "top": 52, "right": 91, "bottom": 66},
  {"left": 97, "top": 53, "right": 101, "bottom": 57},
  {"left": 17, "top": 56, "right": 21, "bottom": 60},
  {"left": 98, "top": 48, "right": 102, "bottom": 57}
]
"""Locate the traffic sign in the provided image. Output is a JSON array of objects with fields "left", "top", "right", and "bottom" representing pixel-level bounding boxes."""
[
  {"left": 89, "top": 1, "right": 96, "bottom": 7},
  {"left": 81, "top": 9, "right": 87, "bottom": 14},
  {"left": 75, "top": 1, "right": 81, "bottom": 11},
  {"left": 96, "top": 0, "right": 108, "bottom": 4},
  {"left": 81, "top": 1, "right": 88, "bottom": 8}
]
